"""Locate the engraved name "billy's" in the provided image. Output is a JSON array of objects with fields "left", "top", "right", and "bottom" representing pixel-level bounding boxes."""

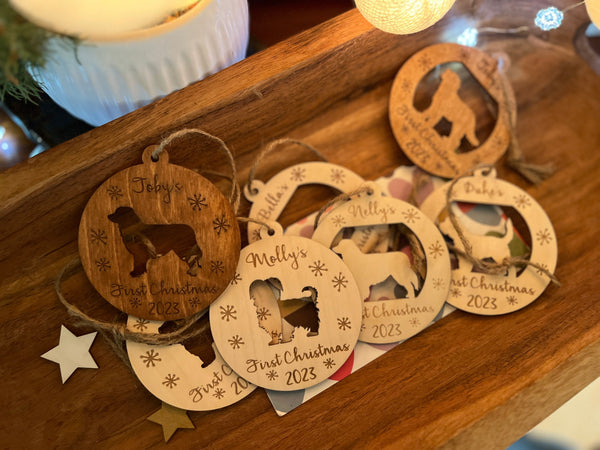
[
  {"left": 348, "top": 200, "right": 396, "bottom": 223},
  {"left": 246, "top": 244, "right": 307, "bottom": 270},
  {"left": 131, "top": 175, "right": 183, "bottom": 204}
]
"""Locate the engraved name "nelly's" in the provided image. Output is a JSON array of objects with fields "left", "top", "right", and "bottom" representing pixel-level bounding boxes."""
[
  {"left": 246, "top": 244, "right": 307, "bottom": 270},
  {"left": 131, "top": 175, "right": 183, "bottom": 204},
  {"left": 348, "top": 200, "right": 396, "bottom": 223}
]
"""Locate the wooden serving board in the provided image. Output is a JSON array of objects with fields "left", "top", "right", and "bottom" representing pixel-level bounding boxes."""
[{"left": 1, "top": 0, "right": 599, "bottom": 447}]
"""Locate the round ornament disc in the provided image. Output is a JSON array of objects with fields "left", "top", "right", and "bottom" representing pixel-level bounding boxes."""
[
  {"left": 420, "top": 169, "right": 558, "bottom": 314},
  {"left": 389, "top": 43, "right": 515, "bottom": 178},
  {"left": 126, "top": 315, "right": 256, "bottom": 411},
  {"left": 210, "top": 230, "right": 362, "bottom": 391},
  {"left": 312, "top": 184, "right": 451, "bottom": 344},
  {"left": 78, "top": 147, "right": 240, "bottom": 320},
  {"left": 244, "top": 162, "right": 364, "bottom": 243}
]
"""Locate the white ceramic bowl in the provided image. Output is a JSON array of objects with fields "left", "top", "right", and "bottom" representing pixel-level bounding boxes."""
[{"left": 31, "top": 0, "right": 249, "bottom": 126}]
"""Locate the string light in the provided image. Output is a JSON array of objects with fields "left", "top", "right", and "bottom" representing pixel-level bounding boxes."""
[
  {"left": 355, "top": 0, "right": 457, "bottom": 34},
  {"left": 535, "top": 7, "right": 564, "bottom": 30},
  {"left": 457, "top": 27, "right": 478, "bottom": 46}
]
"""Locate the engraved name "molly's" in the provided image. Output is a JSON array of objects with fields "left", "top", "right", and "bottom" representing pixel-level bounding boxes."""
[
  {"left": 348, "top": 200, "right": 396, "bottom": 223},
  {"left": 246, "top": 244, "right": 307, "bottom": 270}
]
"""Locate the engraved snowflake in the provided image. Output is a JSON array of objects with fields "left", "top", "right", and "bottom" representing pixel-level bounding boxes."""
[
  {"left": 95, "top": 257, "right": 111, "bottom": 271},
  {"left": 450, "top": 287, "right": 461, "bottom": 297},
  {"left": 228, "top": 335, "right": 244, "bottom": 349},
  {"left": 106, "top": 185, "right": 123, "bottom": 200},
  {"left": 188, "top": 193, "right": 208, "bottom": 211},
  {"left": 419, "top": 55, "right": 433, "bottom": 70},
  {"left": 432, "top": 278, "right": 444, "bottom": 290},
  {"left": 332, "top": 272, "right": 348, "bottom": 292},
  {"left": 428, "top": 241, "right": 445, "bottom": 259},
  {"left": 188, "top": 297, "right": 201, "bottom": 307},
  {"left": 210, "top": 260, "right": 225, "bottom": 274},
  {"left": 213, "top": 214, "right": 230, "bottom": 235},
  {"left": 514, "top": 194, "right": 531, "bottom": 209},
  {"left": 213, "top": 388, "right": 226, "bottom": 399},
  {"left": 323, "top": 358, "right": 336, "bottom": 369},
  {"left": 220, "top": 305, "right": 237, "bottom": 321},
  {"left": 257, "top": 307, "right": 271, "bottom": 321},
  {"left": 290, "top": 167, "right": 306, "bottom": 182},
  {"left": 402, "top": 125, "right": 410, "bottom": 134},
  {"left": 402, "top": 208, "right": 420, "bottom": 224},
  {"left": 535, "top": 263, "right": 549, "bottom": 276},
  {"left": 140, "top": 349, "right": 161, "bottom": 367},
  {"left": 330, "top": 168, "right": 345, "bottom": 184},
  {"left": 409, "top": 317, "right": 420, "bottom": 327},
  {"left": 266, "top": 370, "right": 278, "bottom": 381},
  {"left": 332, "top": 214, "right": 346, "bottom": 228},
  {"left": 129, "top": 297, "right": 141, "bottom": 308},
  {"left": 337, "top": 317, "right": 352, "bottom": 331},
  {"left": 506, "top": 295, "right": 518, "bottom": 306},
  {"left": 251, "top": 228, "right": 262, "bottom": 242},
  {"left": 133, "top": 318, "right": 150, "bottom": 331},
  {"left": 162, "top": 373, "right": 180, "bottom": 389},
  {"left": 90, "top": 228, "right": 107, "bottom": 245},
  {"left": 231, "top": 272, "right": 242, "bottom": 285},
  {"left": 401, "top": 78, "right": 411, "bottom": 93},
  {"left": 536, "top": 228, "right": 553, "bottom": 246},
  {"left": 309, "top": 260, "right": 328, "bottom": 277}
]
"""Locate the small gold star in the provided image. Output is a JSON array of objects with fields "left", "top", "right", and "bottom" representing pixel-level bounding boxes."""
[{"left": 147, "top": 402, "right": 195, "bottom": 442}]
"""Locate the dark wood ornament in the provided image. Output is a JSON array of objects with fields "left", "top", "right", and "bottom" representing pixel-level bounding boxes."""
[
  {"left": 389, "top": 43, "right": 516, "bottom": 178},
  {"left": 78, "top": 147, "right": 240, "bottom": 320}
]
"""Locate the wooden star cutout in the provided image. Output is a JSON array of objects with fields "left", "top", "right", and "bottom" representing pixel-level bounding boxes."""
[
  {"left": 41, "top": 325, "right": 98, "bottom": 383},
  {"left": 147, "top": 402, "right": 195, "bottom": 442}
]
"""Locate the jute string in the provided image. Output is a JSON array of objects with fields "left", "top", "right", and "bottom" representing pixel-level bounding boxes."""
[
  {"left": 153, "top": 128, "right": 241, "bottom": 213},
  {"left": 247, "top": 138, "right": 328, "bottom": 195},
  {"left": 312, "top": 184, "right": 428, "bottom": 278},
  {"left": 445, "top": 165, "right": 560, "bottom": 285},
  {"left": 497, "top": 72, "right": 555, "bottom": 184},
  {"left": 55, "top": 129, "right": 241, "bottom": 362},
  {"left": 56, "top": 259, "right": 210, "bottom": 346},
  {"left": 312, "top": 185, "right": 374, "bottom": 230}
]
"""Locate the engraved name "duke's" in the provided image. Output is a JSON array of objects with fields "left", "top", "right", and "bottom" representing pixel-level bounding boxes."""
[{"left": 131, "top": 175, "right": 183, "bottom": 204}]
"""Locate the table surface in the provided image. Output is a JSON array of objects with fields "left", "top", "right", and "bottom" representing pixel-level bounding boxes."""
[{"left": 1, "top": 1, "right": 600, "bottom": 447}]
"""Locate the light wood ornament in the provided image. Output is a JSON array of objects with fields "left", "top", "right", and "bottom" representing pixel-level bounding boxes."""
[
  {"left": 312, "top": 182, "right": 451, "bottom": 344},
  {"left": 244, "top": 162, "right": 364, "bottom": 243},
  {"left": 389, "top": 43, "right": 515, "bottom": 178},
  {"left": 78, "top": 147, "right": 240, "bottom": 320},
  {"left": 125, "top": 315, "right": 256, "bottom": 411},
  {"left": 210, "top": 224, "right": 362, "bottom": 391},
  {"left": 420, "top": 168, "right": 558, "bottom": 315}
]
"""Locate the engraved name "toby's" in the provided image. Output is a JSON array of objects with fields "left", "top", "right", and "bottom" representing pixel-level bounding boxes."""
[{"left": 131, "top": 175, "right": 183, "bottom": 204}]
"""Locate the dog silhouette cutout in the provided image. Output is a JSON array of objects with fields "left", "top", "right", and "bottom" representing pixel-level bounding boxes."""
[
  {"left": 333, "top": 239, "right": 419, "bottom": 300},
  {"left": 249, "top": 278, "right": 319, "bottom": 345},
  {"left": 422, "top": 69, "right": 480, "bottom": 151},
  {"left": 438, "top": 214, "right": 516, "bottom": 276},
  {"left": 108, "top": 206, "right": 202, "bottom": 277}
]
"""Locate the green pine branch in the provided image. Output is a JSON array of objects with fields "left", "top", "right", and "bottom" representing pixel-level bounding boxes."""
[{"left": 0, "top": 0, "right": 78, "bottom": 102}]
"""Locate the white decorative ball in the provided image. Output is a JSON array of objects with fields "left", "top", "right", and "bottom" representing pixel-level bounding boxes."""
[
  {"left": 586, "top": 0, "right": 600, "bottom": 28},
  {"left": 355, "top": 0, "right": 457, "bottom": 35}
]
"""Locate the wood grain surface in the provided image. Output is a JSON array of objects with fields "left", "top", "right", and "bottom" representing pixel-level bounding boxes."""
[{"left": 1, "top": 0, "right": 599, "bottom": 447}]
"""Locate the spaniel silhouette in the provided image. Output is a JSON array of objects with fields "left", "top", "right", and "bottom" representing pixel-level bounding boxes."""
[
  {"left": 249, "top": 278, "right": 319, "bottom": 345},
  {"left": 108, "top": 206, "right": 202, "bottom": 277}
]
